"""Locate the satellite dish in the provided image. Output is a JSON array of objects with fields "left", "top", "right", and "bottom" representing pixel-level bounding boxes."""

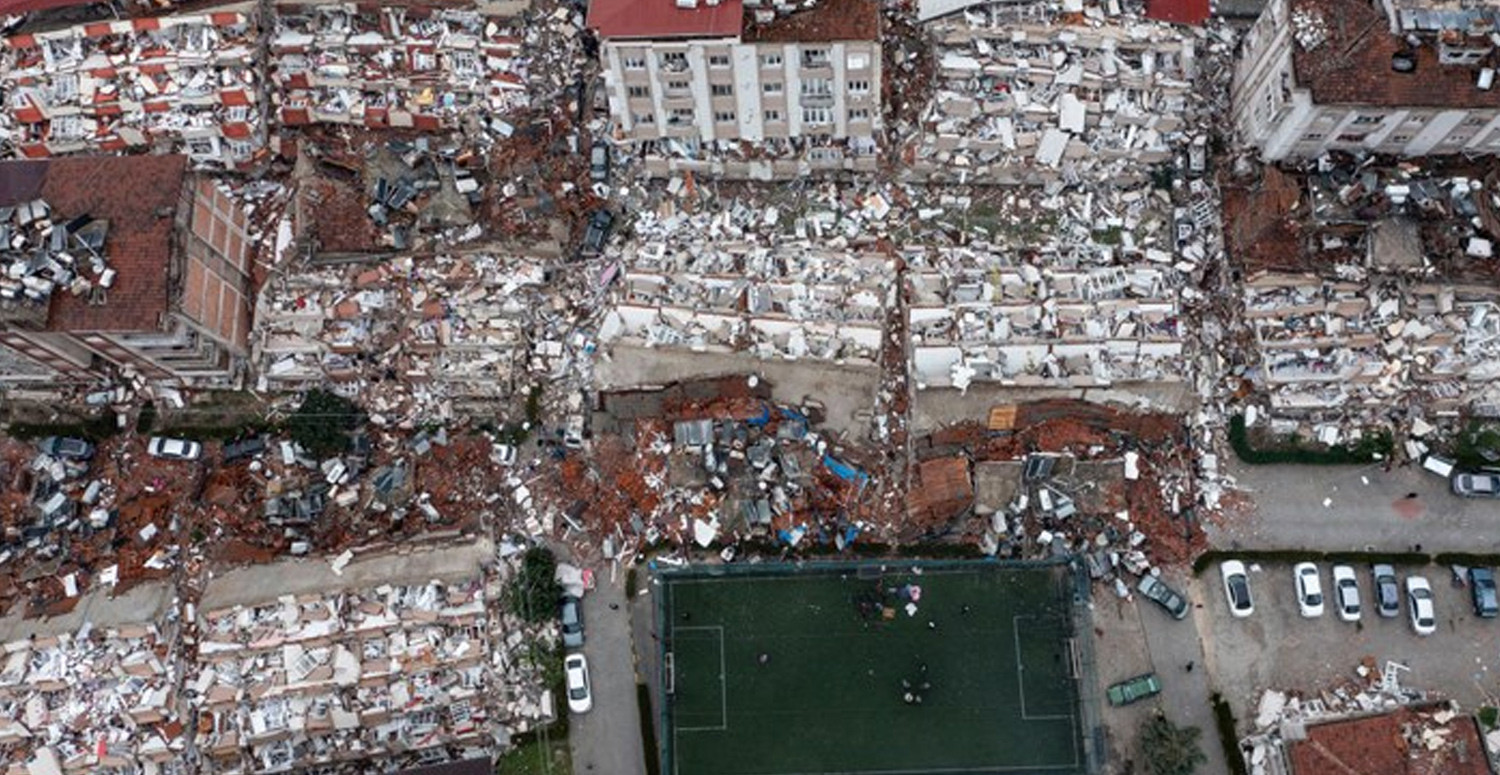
[{"left": 1392, "top": 52, "right": 1417, "bottom": 73}]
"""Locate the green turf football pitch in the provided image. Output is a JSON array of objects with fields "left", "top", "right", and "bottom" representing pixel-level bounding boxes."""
[{"left": 661, "top": 563, "right": 1084, "bottom": 775}]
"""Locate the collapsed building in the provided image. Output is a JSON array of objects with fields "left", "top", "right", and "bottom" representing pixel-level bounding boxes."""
[
  {"left": 1232, "top": 0, "right": 1500, "bottom": 161},
  {"left": 0, "top": 622, "right": 186, "bottom": 775},
  {"left": 908, "top": 0, "right": 1200, "bottom": 185},
  {"left": 588, "top": 0, "right": 883, "bottom": 177},
  {"left": 1, "top": 7, "right": 262, "bottom": 166},
  {"left": 1226, "top": 159, "right": 1500, "bottom": 428},
  {"left": 0, "top": 155, "right": 253, "bottom": 386}
]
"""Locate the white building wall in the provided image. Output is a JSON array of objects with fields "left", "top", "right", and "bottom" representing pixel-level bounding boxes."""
[{"left": 732, "top": 45, "right": 762, "bottom": 140}]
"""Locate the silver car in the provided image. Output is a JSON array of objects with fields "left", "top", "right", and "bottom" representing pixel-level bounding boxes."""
[
  {"left": 146, "top": 436, "right": 202, "bottom": 461},
  {"left": 1452, "top": 472, "right": 1500, "bottom": 497}
]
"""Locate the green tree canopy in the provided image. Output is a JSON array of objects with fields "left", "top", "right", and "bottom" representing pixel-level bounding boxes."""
[
  {"left": 287, "top": 389, "right": 363, "bottom": 459},
  {"left": 1139, "top": 712, "right": 1207, "bottom": 775}
]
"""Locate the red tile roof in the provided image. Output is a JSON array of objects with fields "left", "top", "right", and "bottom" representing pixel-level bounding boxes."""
[
  {"left": 1288, "top": 708, "right": 1491, "bottom": 775},
  {"left": 743, "top": 0, "right": 879, "bottom": 42},
  {"left": 0, "top": 156, "right": 187, "bottom": 334},
  {"left": 1145, "top": 0, "right": 1209, "bottom": 25},
  {"left": 1292, "top": 0, "right": 1500, "bottom": 108},
  {"left": 587, "top": 0, "right": 743, "bottom": 39},
  {"left": 0, "top": 0, "right": 92, "bottom": 14}
]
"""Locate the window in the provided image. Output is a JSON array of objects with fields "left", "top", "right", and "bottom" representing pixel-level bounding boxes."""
[
  {"left": 1302, "top": 132, "right": 1325, "bottom": 141},
  {"left": 226, "top": 138, "right": 254, "bottom": 158},
  {"left": 627, "top": 85, "right": 649, "bottom": 98},
  {"left": 711, "top": 83, "right": 733, "bottom": 96},
  {"left": 226, "top": 105, "right": 251, "bottom": 122},
  {"left": 660, "top": 51, "right": 688, "bottom": 71},
  {"left": 709, "top": 54, "right": 730, "bottom": 68},
  {"left": 764, "top": 109, "right": 782, "bottom": 121},
  {"left": 801, "top": 78, "right": 831, "bottom": 96},
  {"left": 847, "top": 79, "right": 870, "bottom": 94},
  {"left": 623, "top": 56, "right": 646, "bottom": 70},
  {"left": 1389, "top": 134, "right": 1411, "bottom": 143},
  {"left": 763, "top": 82, "right": 783, "bottom": 94},
  {"left": 667, "top": 80, "right": 690, "bottom": 93},
  {"left": 669, "top": 107, "right": 694, "bottom": 123},
  {"left": 802, "top": 107, "right": 830, "bottom": 124},
  {"left": 1465, "top": 116, "right": 1488, "bottom": 126},
  {"left": 761, "top": 53, "right": 782, "bottom": 68},
  {"left": 633, "top": 112, "right": 655, "bottom": 124},
  {"left": 1447, "top": 134, "right": 1470, "bottom": 144},
  {"left": 849, "top": 108, "right": 870, "bottom": 120},
  {"left": 1335, "top": 133, "right": 1366, "bottom": 142},
  {"left": 802, "top": 49, "right": 829, "bottom": 68},
  {"left": 1351, "top": 114, "right": 1382, "bottom": 125},
  {"left": 714, "top": 111, "right": 736, "bottom": 122}
]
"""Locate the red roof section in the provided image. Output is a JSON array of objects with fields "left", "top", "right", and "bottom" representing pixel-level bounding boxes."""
[
  {"left": 1145, "top": 0, "right": 1209, "bottom": 25},
  {"left": 4, "top": 156, "right": 187, "bottom": 334},
  {"left": 1292, "top": 0, "right": 1500, "bottom": 108},
  {"left": 0, "top": 0, "right": 92, "bottom": 15},
  {"left": 743, "top": 0, "right": 878, "bottom": 42},
  {"left": 1289, "top": 708, "right": 1491, "bottom": 775},
  {"left": 587, "top": 0, "right": 743, "bottom": 39}
]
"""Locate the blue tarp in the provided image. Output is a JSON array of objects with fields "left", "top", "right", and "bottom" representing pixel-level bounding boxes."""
[
  {"left": 779, "top": 407, "right": 810, "bottom": 437},
  {"left": 822, "top": 455, "right": 869, "bottom": 485},
  {"left": 745, "top": 403, "right": 773, "bottom": 427}
]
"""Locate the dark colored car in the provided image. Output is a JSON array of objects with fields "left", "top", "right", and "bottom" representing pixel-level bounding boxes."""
[
  {"left": 561, "top": 595, "right": 584, "bottom": 648},
  {"left": 579, "top": 209, "right": 615, "bottom": 257},
  {"left": 37, "top": 436, "right": 95, "bottom": 460},
  {"left": 221, "top": 436, "right": 267, "bottom": 465},
  {"left": 1107, "top": 673, "right": 1162, "bottom": 707},
  {"left": 1372, "top": 564, "right": 1400, "bottom": 618},
  {"left": 1470, "top": 567, "right": 1498, "bottom": 618},
  {"left": 1137, "top": 574, "right": 1189, "bottom": 620}
]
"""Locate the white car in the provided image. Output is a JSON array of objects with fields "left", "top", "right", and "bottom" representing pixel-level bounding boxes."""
[
  {"left": 1406, "top": 576, "right": 1436, "bottom": 636},
  {"left": 1294, "top": 562, "right": 1324, "bottom": 618},
  {"left": 565, "top": 653, "right": 592, "bottom": 713},
  {"left": 1331, "top": 565, "right": 1360, "bottom": 622},
  {"left": 146, "top": 436, "right": 202, "bottom": 461},
  {"left": 1220, "top": 560, "right": 1254, "bottom": 618}
]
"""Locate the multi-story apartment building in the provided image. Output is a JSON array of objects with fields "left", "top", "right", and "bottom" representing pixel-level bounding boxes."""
[
  {"left": 588, "top": 0, "right": 880, "bottom": 171},
  {"left": 0, "top": 155, "right": 253, "bottom": 386},
  {"left": 1233, "top": 0, "right": 1500, "bottom": 160}
]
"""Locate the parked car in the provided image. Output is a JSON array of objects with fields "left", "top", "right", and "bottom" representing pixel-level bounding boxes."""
[
  {"left": 1452, "top": 472, "right": 1500, "bottom": 498},
  {"left": 1220, "top": 560, "right": 1254, "bottom": 618},
  {"left": 1406, "top": 576, "right": 1436, "bottom": 635},
  {"left": 492, "top": 443, "right": 518, "bottom": 467},
  {"left": 146, "top": 436, "right": 202, "bottom": 461},
  {"left": 564, "top": 653, "right": 592, "bottom": 713},
  {"left": 1107, "top": 673, "right": 1162, "bottom": 707},
  {"left": 1470, "top": 567, "right": 1498, "bottom": 618},
  {"left": 1331, "top": 565, "right": 1360, "bottom": 622},
  {"left": 1372, "top": 564, "right": 1400, "bottom": 618},
  {"left": 36, "top": 436, "right": 95, "bottom": 460},
  {"left": 560, "top": 595, "right": 585, "bottom": 648},
  {"left": 221, "top": 436, "right": 266, "bottom": 465},
  {"left": 1294, "top": 562, "right": 1324, "bottom": 618},
  {"left": 589, "top": 142, "right": 610, "bottom": 183},
  {"left": 1137, "top": 574, "right": 1189, "bottom": 620},
  {"left": 579, "top": 209, "right": 615, "bottom": 257}
]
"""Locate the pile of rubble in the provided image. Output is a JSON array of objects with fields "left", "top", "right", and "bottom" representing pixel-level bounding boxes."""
[
  {"left": 192, "top": 578, "right": 503, "bottom": 774},
  {"left": 270, "top": 4, "right": 528, "bottom": 133},
  {"left": 0, "top": 198, "right": 112, "bottom": 310},
  {"left": 0, "top": 622, "right": 187, "bottom": 775},
  {"left": 905, "top": 0, "right": 1200, "bottom": 185},
  {"left": 2, "top": 12, "right": 261, "bottom": 165}
]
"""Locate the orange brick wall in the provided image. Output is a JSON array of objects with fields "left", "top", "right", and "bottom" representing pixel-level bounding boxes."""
[{"left": 182, "top": 177, "right": 252, "bottom": 351}]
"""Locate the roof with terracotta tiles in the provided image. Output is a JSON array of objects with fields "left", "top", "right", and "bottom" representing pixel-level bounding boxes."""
[
  {"left": 0, "top": 156, "right": 187, "bottom": 334},
  {"left": 1288, "top": 708, "right": 1490, "bottom": 775},
  {"left": 587, "top": 0, "right": 743, "bottom": 40},
  {"left": 1292, "top": 0, "right": 1500, "bottom": 108},
  {"left": 1145, "top": 0, "right": 1209, "bottom": 25},
  {"left": 743, "top": 0, "right": 879, "bottom": 42}
]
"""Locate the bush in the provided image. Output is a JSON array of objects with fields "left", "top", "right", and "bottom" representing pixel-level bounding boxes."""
[
  {"left": 8, "top": 409, "right": 121, "bottom": 442},
  {"left": 1138, "top": 712, "right": 1206, "bottom": 775},
  {"left": 1479, "top": 706, "right": 1498, "bottom": 731},
  {"left": 287, "top": 389, "right": 363, "bottom": 459},
  {"left": 1434, "top": 552, "right": 1500, "bottom": 568},
  {"left": 506, "top": 547, "right": 563, "bottom": 624},
  {"left": 135, "top": 401, "right": 157, "bottom": 435},
  {"left": 1228, "top": 414, "right": 1392, "bottom": 465},
  {"left": 1212, "top": 694, "right": 1250, "bottom": 775}
]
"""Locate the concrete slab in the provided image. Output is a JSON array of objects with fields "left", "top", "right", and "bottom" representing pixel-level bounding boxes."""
[{"left": 0, "top": 579, "right": 173, "bottom": 641}]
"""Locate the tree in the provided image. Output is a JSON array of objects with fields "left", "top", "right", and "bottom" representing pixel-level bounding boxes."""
[
  {"left": 287, "top": 389, "right": 363, "bottom": 459},
  {"left": 1138, "top": 712, "right": 1207, "bottom": 775},
  {"left": 506, "top": 547, "right": 563, "bottom": 624}
]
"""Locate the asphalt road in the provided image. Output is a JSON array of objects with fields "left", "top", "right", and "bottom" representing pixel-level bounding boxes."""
[
  {"left": 1211, "top": 459, "right": 1500, "bottom": 553},
  {"left": 1139, "top": 570, "right": 1232, "bottom": 775},
  {"left": 569, "top": 569, "right": 647, "bottom": 775}
]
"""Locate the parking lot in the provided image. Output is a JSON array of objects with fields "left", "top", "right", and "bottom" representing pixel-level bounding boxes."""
[{"left": 1197, "top": 560, "right": 1500, "bottom": 724}]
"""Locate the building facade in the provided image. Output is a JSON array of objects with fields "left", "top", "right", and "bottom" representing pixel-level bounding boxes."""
[
  {"left": 0, "top": 155, "right": 253, "bottom": 386},
  {"left": 589, "top": 0, "right": 880, "bottom": 168},
  {"left": 1232, "top": 0, "right": 1500, "bottom": 160}
]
